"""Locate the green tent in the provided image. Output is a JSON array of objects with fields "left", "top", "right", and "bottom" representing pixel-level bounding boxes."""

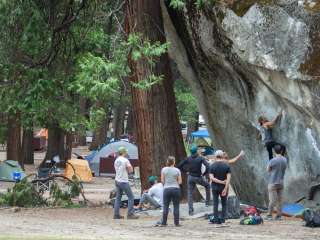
[{"left": 0, "top": 160, "right": 25, "bottom": 182}]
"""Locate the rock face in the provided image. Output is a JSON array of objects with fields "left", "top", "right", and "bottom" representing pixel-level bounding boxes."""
[{"left": 162, "top": 0, "right": 320, "bottom": 206}]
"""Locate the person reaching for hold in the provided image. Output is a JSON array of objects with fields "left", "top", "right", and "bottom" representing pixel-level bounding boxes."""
[{"left": 258, "top": 111, "right": 286, "bottom": 160}]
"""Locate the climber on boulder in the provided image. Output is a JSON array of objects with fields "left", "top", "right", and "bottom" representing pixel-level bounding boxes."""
[{"left": 258, "top": 111, "right": 286, "bottom": 160}]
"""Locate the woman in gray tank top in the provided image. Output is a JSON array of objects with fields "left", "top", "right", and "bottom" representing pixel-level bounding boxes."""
[
  {"left": 160, "top": 156, "right": 182, "bottom": 227},
  {"left": 258, "top": 111, "right": 286, "bottom": 160}
]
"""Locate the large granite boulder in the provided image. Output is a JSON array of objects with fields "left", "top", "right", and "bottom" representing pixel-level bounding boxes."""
[{"left": 162, "top": 0, "right": 320, "bottom": 206}]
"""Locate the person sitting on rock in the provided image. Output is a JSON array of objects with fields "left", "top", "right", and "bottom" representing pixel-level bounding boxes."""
[
  {"left": 258, "top": 111, "right": 286, "bottom": 160},
  {"left": 134, "top": 176, "right": 163, "bottom": 211}
]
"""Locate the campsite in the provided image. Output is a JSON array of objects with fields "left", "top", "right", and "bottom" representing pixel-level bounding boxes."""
[
  {"left": 1, "top": 0, "right": 320, "bottom": 239},
  {"left": 0, "top": 145, "right": 319, "bottom": 239}
]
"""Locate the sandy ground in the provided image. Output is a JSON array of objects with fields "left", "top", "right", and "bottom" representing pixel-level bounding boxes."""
[
  {"left": 0, "top": 207, "right": 319, "bottom": 240},
  {"left": 0, "top": 148, "right": 319, "bottom": 239}
]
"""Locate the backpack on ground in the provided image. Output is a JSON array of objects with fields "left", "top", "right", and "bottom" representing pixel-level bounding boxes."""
[
  {"left": 303, "top": 209, "right": 320, "bottom": 228},
  {"left": 208, "top": 215, "right": 225, "bottom": 224},
  {"left": 227, "top": 196, "right": 240, "bottom": 219},
  {"left": 240, "top": 215, "right": 263, "bottom": 225},
  {"left": 242, "top": 206, "right": 259, "bottom": 217}
]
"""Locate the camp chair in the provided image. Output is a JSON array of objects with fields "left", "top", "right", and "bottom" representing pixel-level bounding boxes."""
[
  {"left": 0, "top": 143, "right": 6, "bottom": 151},
  {"left": 33, "top": 159, "right": 59, "bottom": 194}
]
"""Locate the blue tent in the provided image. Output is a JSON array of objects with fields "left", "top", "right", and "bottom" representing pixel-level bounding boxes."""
[{"left": 191, "top": 129, "right": 210, "bottom": 138}]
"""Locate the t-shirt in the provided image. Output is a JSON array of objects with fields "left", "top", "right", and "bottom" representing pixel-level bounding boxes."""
[
  {"left": 268, "top": 156, "right": 287, "bottom": 185},
  {"left": 148, "top": 183, "right": 164, "bottom": 206},
  {"left": 210, "top": 161, "right": 231, "bottom": 191},
  {"left": 177, "top": 154, "right": 210, "bottom": 177},
  {"left": 114, "top": 156, "right": 131, "bottom": 182},
  {"left": 161, "top": 167, "right": 181, "bottom": 189}
]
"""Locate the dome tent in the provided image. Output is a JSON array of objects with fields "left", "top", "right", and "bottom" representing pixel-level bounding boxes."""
[
  {"left": 0, "top": 160, "right": 25, "bottom": 182},
  {"left": 90, "top": 141, "right": 138, "bottom": 175}
]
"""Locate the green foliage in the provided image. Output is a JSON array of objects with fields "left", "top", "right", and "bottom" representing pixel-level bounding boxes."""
[
  {"left": 50, "top": 182, "right": 73, "bottom": 207},
  {"left": 50, "top": 176, "right": 82, "bottom": 207},
  {"left": 0, "top": 0, "right": 172, "bottom": 136},
  {"left": 0, "top": 178, "right": 46, "bottom": 207},
  {"left": 127, "top": 33, "right": 169, "bottom": 90},
  {"left": 174, "top": 78, "right": 198, "bottom": 124},
  {"left": 0, "top": 176, "right": 83, "bottom": 208},
  {"left": 169, "top": 0, "right": 186, "bottom": 10},
  {"left": 169, "top": 0, "right": 218, "bottom": 10}
]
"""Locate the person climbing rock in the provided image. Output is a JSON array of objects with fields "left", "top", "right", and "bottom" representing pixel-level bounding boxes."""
[
  {"left": 177, "top": 145, "right": 211, "bottom": 216},
  {"left": 258, "top": 111, "right": 286, "bottom": 160}
]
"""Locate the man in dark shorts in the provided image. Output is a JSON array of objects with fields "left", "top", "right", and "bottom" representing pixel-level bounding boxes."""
[
  {"left": 209, "top": 150, "right": 231, "bottom": 224},
  {"left": 177, "top": 145, "right": 210, "bottom": 216}
]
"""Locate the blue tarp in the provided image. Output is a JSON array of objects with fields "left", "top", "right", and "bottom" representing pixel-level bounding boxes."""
[
  {"left": 85, "top": 150, "right": 97, "bottom": 162},
  {"left": 282, "top": 203, "right": 305, "bottom": 217},
  {"left": 191, "top": 129, "right": 210, "bottom": 138}
]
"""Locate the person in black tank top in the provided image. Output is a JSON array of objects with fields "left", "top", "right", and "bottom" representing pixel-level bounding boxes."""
[{"left": 258, "top": 111, "right": 286, "bottom": 160}]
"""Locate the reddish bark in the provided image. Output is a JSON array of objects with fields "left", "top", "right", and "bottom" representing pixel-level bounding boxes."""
[
  {"left": 21, "top": 128, "right": 34, "bottom": 165},
  {"left": 125, "top": 0, "right": 187, "bottom": 193},
  {"left": 6, "top": 115, "right": 22, "bottom": 167}
]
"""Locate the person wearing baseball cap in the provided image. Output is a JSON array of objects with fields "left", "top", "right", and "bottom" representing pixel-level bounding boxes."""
[
  {"left": 177, "top": 144, "right": 210, "bottom": 216},
  {"left": 113, "top": 146, "right": 139, "bottom": 220},
  {"left": 134, "top": 175, "right": 163, "bottom": 211}
]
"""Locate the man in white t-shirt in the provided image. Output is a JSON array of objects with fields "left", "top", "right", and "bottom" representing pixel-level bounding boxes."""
[
  {"left": 134, "top": 176, "right": 163, "bottom": 210},
  {"left": 113, "top": 147, "right": 138, "bottom": 219}
]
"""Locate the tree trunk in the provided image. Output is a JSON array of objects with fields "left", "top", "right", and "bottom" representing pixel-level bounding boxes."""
[
  {"left": 78, "top": 97, "right": 87, "bottom": 146},
  {"left": 112, "top": 103, "right": 126, "bottom": 140},
  {"left": 6, "top": 115, "right": 22, "bottom": 167},
  {"left": 126, "top": 108, "right": 135, "bottom": 136},
  {"left": 44, "top": 124, "right": 66, "bottom": 163},
  {"left": 65, "top": 132, "right": 73, "bottom": 160},
  {"left": 21, "top": 128, "right": 34, "bottom": 165},
  {"left": 186, "top": 111, "right": 199, "bottom": 143},
  {"left": 125, "top": 0, "right": 187, "bottom": 194},
  {"left": 90, "top": 104, "right": 111, "bottom": 150}
]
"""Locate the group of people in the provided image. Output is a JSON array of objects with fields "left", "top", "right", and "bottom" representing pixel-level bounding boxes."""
[{"left": 113, "top": 111, "right": 288, "bottom": 226}]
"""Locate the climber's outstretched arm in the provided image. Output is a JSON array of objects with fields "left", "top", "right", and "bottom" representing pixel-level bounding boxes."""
[
  {"left": 228, "top": 150, "right": 245, "bottom": 164},
  {"left": 264, "top": 110, "right": 283, "bottom": 128}
]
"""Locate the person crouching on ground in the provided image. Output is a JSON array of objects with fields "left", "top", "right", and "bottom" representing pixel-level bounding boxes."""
[
  {"left": 266, "top": 144, "right": 287, "bottom": 220},
  {"left": 134, "top": 176, "right": 163, "bottom": 211},
  {"left": 177, "top": 145, "right": 210, "bottom": 216},
  {"left": 160, "top": 156, "right": 182, "bottom": 227},
  {"left": 209, "top": 150, "right": 231, "bottom": 224},
  {"left": 113, "top": 146, "right": 139, "bottom": 219}
]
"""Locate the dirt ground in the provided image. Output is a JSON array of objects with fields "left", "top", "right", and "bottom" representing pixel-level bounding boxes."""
[
  {"left": 0, "top": 148, "right": 319, "bottom": 239},
  {"left": 0, "top": 207, "right": 319, "bottom": 240}
]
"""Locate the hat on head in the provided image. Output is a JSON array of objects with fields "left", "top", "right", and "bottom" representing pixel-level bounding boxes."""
[
  {"left": 214, "top": 150, "right": 224, "bottom": 158},
  {"left": 118, "top": 146, "right": 128, "bottom": 155},
  {"left": 148, "top": 176, "right": 157, "bottom": 184},
  {"left": 190, "top": 145, "right": 198, "bottom": 155}
]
